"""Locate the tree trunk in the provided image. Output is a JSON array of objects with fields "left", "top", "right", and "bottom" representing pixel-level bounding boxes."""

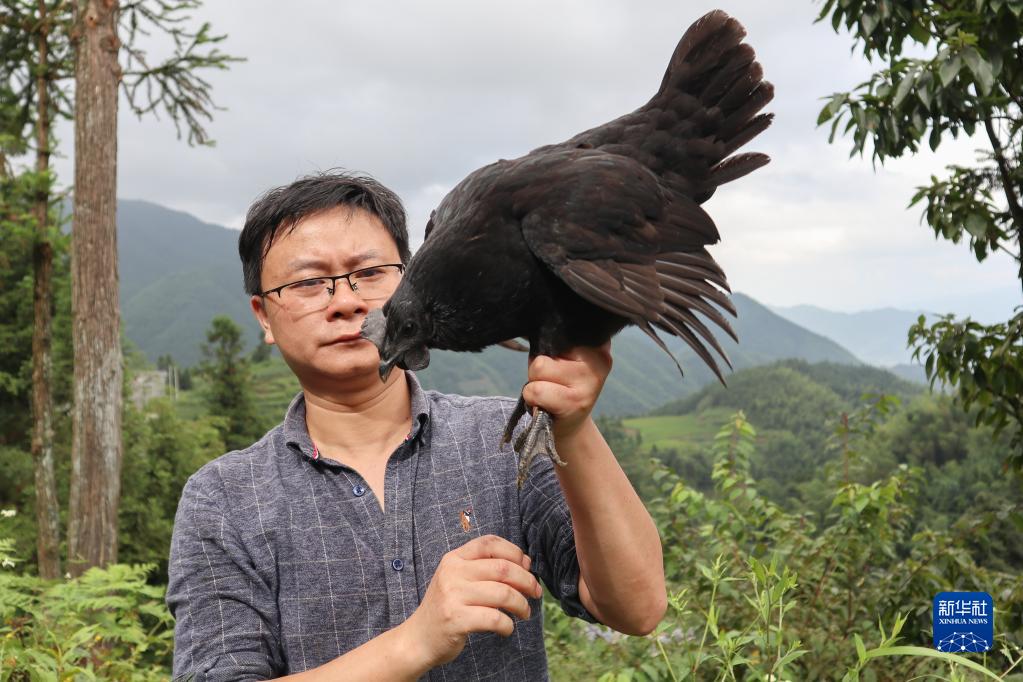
[
  {"left": 68, "top": 0, "right": 122, "bottom": 576},
  {"left": 31, "top": 0, "right": 62, "bottom": 580},
  {"left": 981, "top": 114, "right": 1023, "bottom": 296}
]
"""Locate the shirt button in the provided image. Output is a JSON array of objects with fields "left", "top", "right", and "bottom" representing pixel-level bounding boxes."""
[
  {"left": 352, "top": 484, "right": 366, "bottom": 497},
  {"left": 391, "top": 558, "right": 404, "bottom": 571}
]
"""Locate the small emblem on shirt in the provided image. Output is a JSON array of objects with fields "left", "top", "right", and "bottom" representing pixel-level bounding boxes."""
[{"left": 460, "top": 507, "right": 473, "bottom": 533}]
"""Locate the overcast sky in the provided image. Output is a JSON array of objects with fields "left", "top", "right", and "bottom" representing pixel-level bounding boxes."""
[{"left": 50, "top": 1, "right": 1021, "bottom": 321}]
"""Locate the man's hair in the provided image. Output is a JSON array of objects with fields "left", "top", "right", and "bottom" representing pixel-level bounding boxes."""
[{"left": 239, "top": 170, "right": 411, "bottom": 295}]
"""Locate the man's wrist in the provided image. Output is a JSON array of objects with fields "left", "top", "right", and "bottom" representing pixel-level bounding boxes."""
[
  {"left": 552, "top": 417, "right": 599, "bottom": 459},
  {"left": 389, "top": 613, "right": 436, "bottom": 678},
  {"left": 282, "top": 617, "right": 435, "bottom": 681}
]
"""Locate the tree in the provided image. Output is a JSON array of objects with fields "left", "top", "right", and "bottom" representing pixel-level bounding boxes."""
[
  {"left": 1, "top": 0, "right": 75, "bottom": 579},
  {"left": 199, "top": 315, "right": 261, "bottom": 451},
  {"left": 178, "top": 365, "right": 192, "bottom": 391},
  {"left": 27, "top": 0, "right": 68, "bottom": 582},
  {"left": 63, "top": 0, "right": 239, "bottom": 575},
  {"left": 66, "top": 0, "right": 123, "bottom": 575},
  {"left": 4, "top": 0, "right": 239, "bottom": 575},
  {"left": 119, "top": 398, "right": 222, "bottom": 580},
  {"left": 816, "top": 0, "right": 1023, "bottom": 468},
  {"left": 251, "top": 331, "right": 272, "bottom": 363}
]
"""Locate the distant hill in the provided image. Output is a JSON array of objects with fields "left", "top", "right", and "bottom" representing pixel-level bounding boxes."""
[
  {"left": 115, "top": 199, "right": 865, "bottom": 414},
  {"left": 887, "top": 363, "right": 928, "bottom": 384},
  {"left": 649, "top": 359, "right": 925, "bottom": 499},
  {"left": 117, "top": 200, "right": 263, "bottom": 367},
  {"left": 655, "top": 358, "right": 923, "bottom": 419},
  {"left": 769, "top": 303, "right": 925, "bottom": 368}
]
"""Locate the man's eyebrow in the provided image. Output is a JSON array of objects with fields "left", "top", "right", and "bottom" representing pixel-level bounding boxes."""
[
  {"left": 285, "top": 258, "right": 330, "bottom": 274},
  {"left": 285, "top": 251, "right": 385, "bottom": 275},
  {"left": 347, "top": 250, "right": 383, "bottom": 265}
]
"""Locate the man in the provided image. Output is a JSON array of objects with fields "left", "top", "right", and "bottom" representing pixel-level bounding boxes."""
[{"left": 166, "top": 171, "right": 666, "bottom": 680}]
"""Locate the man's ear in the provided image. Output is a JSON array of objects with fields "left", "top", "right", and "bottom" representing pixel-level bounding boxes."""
[{"left": 250, "top": 295, "right": 276, "bottom": 345}]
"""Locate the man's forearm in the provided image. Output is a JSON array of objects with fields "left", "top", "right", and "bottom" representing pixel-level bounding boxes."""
[
  {"left": 282, "top": 621, "right": 430, "bottom": 681},
  {"left": 554, "top": 417, "right": 666, "bottom": 635}
]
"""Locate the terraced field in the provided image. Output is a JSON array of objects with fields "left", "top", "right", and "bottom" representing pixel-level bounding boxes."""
[{"left": 622, "top": 407, "right": 735, "bottom": 453}]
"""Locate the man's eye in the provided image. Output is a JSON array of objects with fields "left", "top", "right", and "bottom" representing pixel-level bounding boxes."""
[
  {"left": 292, "top": 278, "right": 326, "bottom": 289},
  {"left": 353, "top": 267, "right": 385, "bottom": 280}
]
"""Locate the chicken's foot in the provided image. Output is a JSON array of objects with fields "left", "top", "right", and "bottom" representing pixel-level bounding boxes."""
[{"left": 502, "top": 396, "right": 566, "bottom": 488}]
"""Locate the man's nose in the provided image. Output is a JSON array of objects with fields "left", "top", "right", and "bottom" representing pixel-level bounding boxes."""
[{"left": 324, "top": 278, "right": 366, "bottom": 317}]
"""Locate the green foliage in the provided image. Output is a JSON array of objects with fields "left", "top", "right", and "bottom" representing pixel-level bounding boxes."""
[
  {"left": 0, "top": 179, "right": 36, "bottom": 420},
  {"left": 0, "top": 564, "right": 174, "bottom": 679},
  {"left": 0, "top": 0, "right": 76, "bottom": 161},
  {"left": 645, "top": 362, "right": 929, "bottom": 514},
  {"left": 198, "top": 314, "right": 264, "bottom": 451},
  {"left": 817, "top": 0, "right": 1023, "bottom": 473},
  {"left": 0, "top": 170, "right": 73, "bottom": 571},
  {"left": 618, "top": 410, "right": 733, "bottom": 497},
  {"left": 655, "top": 360, "right": 920, "bottom": 438},
  {"left": 871, "top": 394, "right": 1023, "bottom": 570},
  {"left": 250, "top": 330, "right": 273, "bottom": 363},
  {"left": 0, "top": 513, "right": 174, "bottom": 678},
  {"left": 910, "top": 311, "right": 1023, "bottom": 467},
  {"left": 177, "top": 366, "right": 193, "bottom": 391},
  {"left": 628, "top": 364, "right": 1021, "bottom": 570},
  {"left": 119, "top": 399, "right": 223, "bottom": 580},
  {"left": 547, "top": 408, "right": 1023, "bottom": 680},
  {"left": 840, "top": 614, "right": 1013, "bottom": 682},
  {"left": 0, "top": 170, "right": 72, "bottom": 450}
]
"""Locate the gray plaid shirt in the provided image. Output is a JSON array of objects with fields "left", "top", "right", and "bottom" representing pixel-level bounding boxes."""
[{"left": 166, "top": 372, "right": 596, "bottom": 680}]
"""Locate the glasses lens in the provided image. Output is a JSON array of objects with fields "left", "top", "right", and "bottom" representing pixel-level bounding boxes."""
[
  {"left": 349, "top": 265, "right": 402, "bottom": 300},
  {"left": 275, "top": 265, "right": 402, "bottom": 312},
  {"left": 278, "top": 278, "right": 332, "bottom": 313}
]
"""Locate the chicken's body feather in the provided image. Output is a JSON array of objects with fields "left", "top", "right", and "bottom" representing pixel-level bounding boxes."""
[{"left": 362, "top": 10, "right": 774, "bottom": 479}]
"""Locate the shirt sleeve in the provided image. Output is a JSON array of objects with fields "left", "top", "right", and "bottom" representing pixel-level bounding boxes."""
[
  {"left": 166, "top": 472, "right": 286, "bottom": 681},
  {"left": 517, "top": 449, "right": 600, "bottom": 624}
]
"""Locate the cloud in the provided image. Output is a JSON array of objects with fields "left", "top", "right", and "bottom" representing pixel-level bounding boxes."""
[{"left": 47, "top": 0, "right": 1019, "bottom": 320}]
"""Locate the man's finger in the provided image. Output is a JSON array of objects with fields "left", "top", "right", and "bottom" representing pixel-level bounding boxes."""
[
  {"left": 463, "top": 558, "right": 542, "bottom": 599},
  {"left": 462, "top": 581, "right": 531, "bottom": 621},
  {"left": 456, "top": 534, "right": 527, "bottom": 564},
  {"left": 461, "top": 605, "right": 515, "bottom": 638},
  {"left": 521, "top": 381, "right": 573, "bottom": 415}
]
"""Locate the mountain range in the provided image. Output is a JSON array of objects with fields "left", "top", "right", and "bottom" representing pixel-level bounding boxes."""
[
  {"left": 768, "top": 303, "right": 924, "bottom": 367},
  {"left": 114, "top": 199, "right": 926, "bottom": 414}
]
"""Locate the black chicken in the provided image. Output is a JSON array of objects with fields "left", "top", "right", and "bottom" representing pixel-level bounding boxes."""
[{"left": 361, "top": 10, "right": 774, "bottom": 485}]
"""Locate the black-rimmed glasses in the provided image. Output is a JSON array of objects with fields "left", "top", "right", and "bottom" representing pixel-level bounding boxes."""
[{"left": 259, "top": 264, "right": 405, "bottom": 313}]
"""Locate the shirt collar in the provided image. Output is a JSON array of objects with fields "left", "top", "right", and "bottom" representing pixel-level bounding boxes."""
[{"left": 283, "top": 371, "right": 431, "bottom": 463}]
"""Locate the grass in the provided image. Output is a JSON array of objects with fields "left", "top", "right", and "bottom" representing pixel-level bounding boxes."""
[{"left": 622, "top": 406, "right": 735, "bottom": 453}]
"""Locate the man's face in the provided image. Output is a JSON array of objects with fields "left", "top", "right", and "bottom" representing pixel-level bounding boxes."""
[{"left": 250, "top": 206, "right": 403, "bottom": 388}]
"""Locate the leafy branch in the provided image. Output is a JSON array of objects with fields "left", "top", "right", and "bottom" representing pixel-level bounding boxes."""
[{"left": 119, "top": 0, "right": 244, "bottom": 146}]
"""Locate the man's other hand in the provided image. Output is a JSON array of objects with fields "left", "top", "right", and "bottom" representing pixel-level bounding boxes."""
[{"left": 398, "top": 534, "right": 542, "bottom": 669}]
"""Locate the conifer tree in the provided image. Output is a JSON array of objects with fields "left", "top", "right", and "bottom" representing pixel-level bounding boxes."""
[{"left": 199, "top": 315, "right": 261, "bottom": 452}]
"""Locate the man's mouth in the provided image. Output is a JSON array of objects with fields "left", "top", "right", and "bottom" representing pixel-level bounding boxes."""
[{"left": 329, "top": 333, "right": 365, "bottom": 344}]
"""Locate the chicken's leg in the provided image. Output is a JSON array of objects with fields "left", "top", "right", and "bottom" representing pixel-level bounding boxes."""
[{"left": 502, "top": 394, "right": 567, "bottom": 488}]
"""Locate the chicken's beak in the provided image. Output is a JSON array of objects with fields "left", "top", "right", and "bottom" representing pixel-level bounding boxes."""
[
  {"left": 378, "top": 356, "right": 399, "bottom": 383},
  {"left": 361, "top": 309, "right": 394, "bottom": 382}
]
